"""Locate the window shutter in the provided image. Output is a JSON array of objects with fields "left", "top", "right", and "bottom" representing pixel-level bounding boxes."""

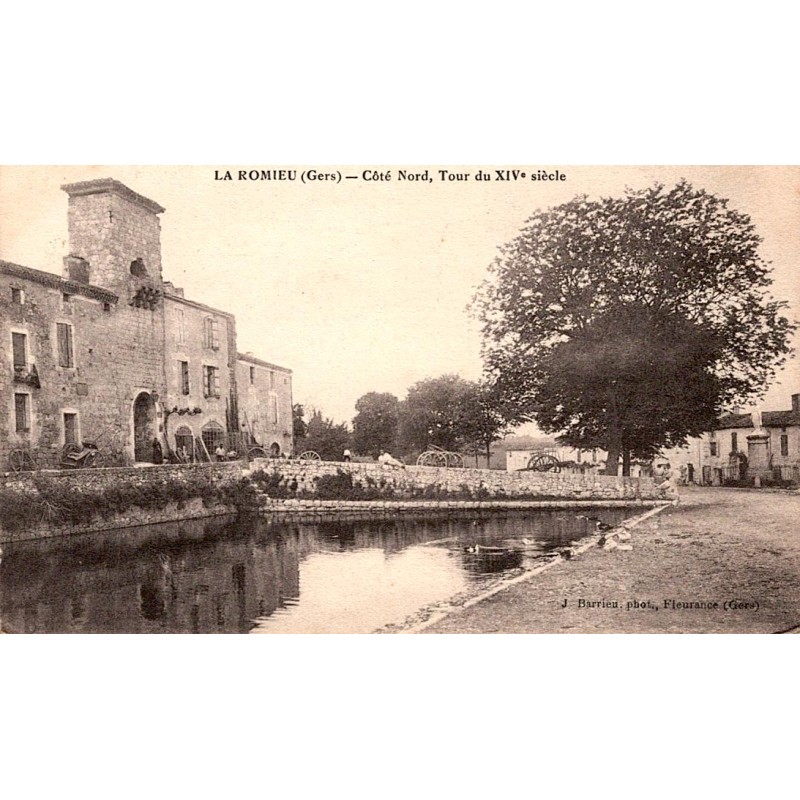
[
  {"left": 15, "top": 394, "right": 28, "bottom": 432},
  {"left": 211, "top": 319, "right": 220, "bottom": 349},
  {"left": 57, "top": 323, "right": 73, "bottom": 367},
  {"left": 213, "top": 369, "right": 220, "bottom": 397},
  {"left": 66, "top": 326, "right": 74, "bottom": 366},
  {"left": 12, "top": 333, "right": 27, "bottom": 368}
]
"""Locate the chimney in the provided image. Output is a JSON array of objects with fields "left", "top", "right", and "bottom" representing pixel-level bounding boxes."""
[
  {"left": 792, "top": 393, "right": 800, "bottom": 415},
  {"left": 63, "top": 255, "right": 90, "bottom": 284}
]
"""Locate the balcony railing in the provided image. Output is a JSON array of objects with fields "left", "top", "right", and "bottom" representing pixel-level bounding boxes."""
[{"left": 13, "top": 363, "right": 41, "bottom": 388}]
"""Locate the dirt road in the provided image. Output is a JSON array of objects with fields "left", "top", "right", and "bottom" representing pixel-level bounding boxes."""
[{"left": 410, "top": 486, "right": 800, "bottom": 633}]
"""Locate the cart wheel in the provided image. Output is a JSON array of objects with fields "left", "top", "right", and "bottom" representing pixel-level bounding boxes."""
[
  {"left": 9, "top": 449, "right": 29, "bottom": 472},
  {"left": 447, "top": 452, "right": 465, "bottom": 468},
  {"left": 83, "top": 450, "right": 98, "bottom": 468},
  {"left": 248, "top": 446, "right": 267, "bottom": 459},
  {"left": 91, "top": 452, "right": 106, "bottom": 468},
  {"left": 299, "top": 451, "right": 321, "bottom": 461},
  {"left": 527, "top": 453, "right": 561, "bottom": 472}
]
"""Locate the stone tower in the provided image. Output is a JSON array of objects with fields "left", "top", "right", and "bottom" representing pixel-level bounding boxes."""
[{"left": 61, "top": 178, "right": 165, "bottom": 298}]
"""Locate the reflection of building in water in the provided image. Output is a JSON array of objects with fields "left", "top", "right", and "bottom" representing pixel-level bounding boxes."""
[{"left": 0, "top": 517, "right": 300, "bottom": 633}]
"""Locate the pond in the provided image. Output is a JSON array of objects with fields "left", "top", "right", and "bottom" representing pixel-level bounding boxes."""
[{"left": 0, "top": 507, "right": 639, "bottom": 633}]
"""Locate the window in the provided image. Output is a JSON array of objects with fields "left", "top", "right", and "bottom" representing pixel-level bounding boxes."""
[
  {"left": 11, "top": 287, "right": 24, "bottom": 304},
  {"left": 130, "top": 258, "right": 147, "bottom": 277},
  {"left": 576, "top": 449, "right": 582, "bottom": 463},
  {"left": 176, "top": 308, "right": 186, "bottom": 344},
  {"left": 269, "top": 371, "right": 275, "bottom": 389},
  {"left": 250, "top": 366, "right": 255, "bottom": 385},
  {"left": 12, "top": 332, "right": 27, "bottom": 369},
  {"left": 781, "top": 435, "right": 789, "bottom": 457},
  {"left": 64, "top": 412, "right": 78, "bottom": 445},
  {"left": 203, "top": 366, "right": 220, "bottom": 398},
  {"left": 710, "top": 441, "right": 718, "bottom": 457},
  {"left": 201, "top": 421, "right": 225, "bottom": 454},
  {"left": 269, "top": 393, "right": 279, "bottom": 425},
  {"left": 56, "top": 323, "right": 74, "bottom": 368},
  {"left": 731, "top": 432, "right": 738, "bottom": 453},
  {"left": 204, "top": 317, "right": 220, "bottom": 350},
  {"left": 178, "top": 360, "right": 190, "bottom": 395},
  {"left": 62, "top": 293, "right": 71, "bottom": 304},
  {"left": 14, "top": 393, "right": 30, "bottom": 432}
]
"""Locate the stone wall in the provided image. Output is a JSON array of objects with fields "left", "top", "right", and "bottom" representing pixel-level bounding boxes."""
[{"left": 247, "top": 459, "right": 659, "bottom": 501}]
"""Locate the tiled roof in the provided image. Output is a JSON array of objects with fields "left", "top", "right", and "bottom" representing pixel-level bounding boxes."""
[
  {"left": 0, "top": 260, "right": 118, "bottom": 304},
  {"left": 716, "top": 410, "right": 800, "bottom": 429},
  {"left": 237, "top": 352, "right": 292, "bottom": 373}
]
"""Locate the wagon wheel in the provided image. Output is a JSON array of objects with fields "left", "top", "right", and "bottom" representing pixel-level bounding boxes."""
[
  {"left": 90, "top": 451, "right": 106, "bottom": 468},
  {"left": 527, "top": 453, "right": 561, "bottom": 472},
  {"left": 446, "top": 452, "right": 464, "bottom": 468},
  {"left": 9, "top": 449, "right": 32, "bottom": 472},
  {"left": 418, "top": 450, "right": 446, "bottom": 467},
  {"left": 248, "top": 446, "right": 268, "bottom": 459},
  {"left": 299, "top": 450, "right": 321, "bottom": 461}
]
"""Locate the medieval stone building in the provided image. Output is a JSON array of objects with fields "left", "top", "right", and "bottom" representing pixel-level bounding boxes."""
[{"left": 1, "top": 178, "right": 293, "bottom": 468}]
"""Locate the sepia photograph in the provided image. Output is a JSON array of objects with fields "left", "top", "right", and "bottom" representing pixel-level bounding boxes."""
[{"left": 1, "top": 165, "right": 799, "bottom": 634}]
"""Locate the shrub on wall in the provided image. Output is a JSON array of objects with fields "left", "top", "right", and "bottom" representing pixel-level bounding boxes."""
[{"left": 0, "top": 472, "right": 244, "bottom": 533}]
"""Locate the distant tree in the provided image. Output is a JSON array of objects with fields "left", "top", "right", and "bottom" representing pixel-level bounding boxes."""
[
  {"left": 472, "top": 181, "right": 795, "bottom": 474},
  {"left": 458, "top": 382, "right": 512, "bottom": 467},
  {"left": 398, "top": 374, "right": 507, "bottom": 457},
  {"left": 399, "top": 375, "right": 474, "bottom": 454},
  {"left": 303, "top": 409, "right": 352, "bottom": 461},
  {"left": 292, "top": 404, "right": 308, "bottom": 442},
  {"left": 352, "top": 392, "right": 400, "bottom": 457}
]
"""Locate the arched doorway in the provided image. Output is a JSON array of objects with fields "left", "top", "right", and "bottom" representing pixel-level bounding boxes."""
[
  {"left": 270, "top": 442, "right": 281, "bottom": 458},
  {"left": 175, "top": 425, "right": 194, "bottom": 462},
  {"left": 133, "top": 392, "right": 158, "bottom": 462}
]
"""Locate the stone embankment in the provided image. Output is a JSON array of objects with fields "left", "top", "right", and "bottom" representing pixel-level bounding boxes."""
[
  {"left": 246, "top": 458, "right": 660, "bottom": 503},
  {"left": 1, "top": 458, "right": 664, "bottom": 543}
]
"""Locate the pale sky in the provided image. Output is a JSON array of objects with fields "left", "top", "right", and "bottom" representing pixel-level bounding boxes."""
[{"left": 2, "top": 165, "right": 799, "bottom": 424}]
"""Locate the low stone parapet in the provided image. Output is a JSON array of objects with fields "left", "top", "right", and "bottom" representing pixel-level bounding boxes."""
[{"left": 247, "top": 459, "right": 658, "bottom": 501}]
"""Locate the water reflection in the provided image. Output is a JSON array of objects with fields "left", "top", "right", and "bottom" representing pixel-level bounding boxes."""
[{"left": 0, "top": 507, "right": 636, "bottom": 634}]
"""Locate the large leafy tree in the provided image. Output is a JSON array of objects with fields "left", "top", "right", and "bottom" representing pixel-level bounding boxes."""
[
  {"left": 472, "top": 181, "right": 795, "bottom": 475},
  {"left": 352, "top": 392, "right": 400, "bottom": 457}
]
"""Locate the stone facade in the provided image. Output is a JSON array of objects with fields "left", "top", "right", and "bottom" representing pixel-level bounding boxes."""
[
  {"left": 236, "top": 353, "right": 294, "bottom": 456},
  {"left": 697, "top": 393, "right": 800, "bottom": 484},
  {"left": 1, "top": 178, "right": 292, "bottom": 469}
]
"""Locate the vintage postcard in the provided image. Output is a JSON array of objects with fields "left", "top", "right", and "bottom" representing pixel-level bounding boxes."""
[{"left": 1, "top": 165, "right": 799, "bottom": 634}]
